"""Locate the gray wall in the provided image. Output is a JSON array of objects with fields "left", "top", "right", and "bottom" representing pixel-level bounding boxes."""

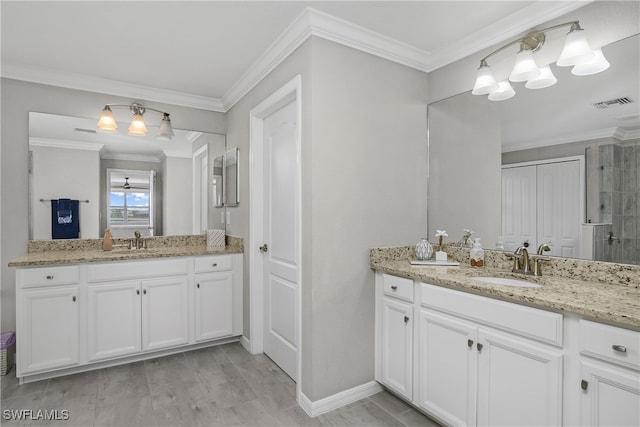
[
  {"left": 0, "top": 78, "right": 226, "bottom": 332},
  {"left": 226, "top": 36, "right": 428, "bottom": 401},
  {"left": 428, "top": 91, "right": 502, "bottom": 247}
]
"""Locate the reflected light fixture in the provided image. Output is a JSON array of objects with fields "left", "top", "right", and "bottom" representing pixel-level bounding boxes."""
[
  {"left": 97, "top": 102, "right": 173, "bottom": 140},
  {"left": 472, "top": 21, "right": 608, "bottom": 101}
]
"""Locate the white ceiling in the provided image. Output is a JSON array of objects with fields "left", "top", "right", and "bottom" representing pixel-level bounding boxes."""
[
  {"left": 3, "top": 1, "right": 638, "bottom": 153},
  {"left": 1, "top": 1, "right": 586, "bottom": 111}
]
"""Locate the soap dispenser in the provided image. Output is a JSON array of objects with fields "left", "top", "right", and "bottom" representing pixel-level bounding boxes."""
[
  {"left": 102, "top": 228, "right": 113, "bottom": 251},
  {"left": 470, "top": 238, "right": 484, "bottom": 267}
]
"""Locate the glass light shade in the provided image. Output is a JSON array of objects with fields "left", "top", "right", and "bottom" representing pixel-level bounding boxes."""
[
  {"left": 156, "top": 115, "right": 174, "bottom": 141},
  {"left": 97, "top": 106, "right": 118, "bottom": 133},
  {"left": 128, "top": 113, "right": 148, "bottom": 136},
  {"left": 488, "top": 80, "right": 516, "bottom": 101},
  {"left": 472, "top": 64, "right": 499, "bottom": 95},
  {"left": 557, "top": 29, "right": 595, "bottom": 67},
  {"left": 571, "top": 48, "right": 610, "bottom": 75},
  {"left": 525, "top": 65, "right": 558, "bottom": 89},
  {"left": 509, "top": 49, "right": 541, "bottom": 82}
]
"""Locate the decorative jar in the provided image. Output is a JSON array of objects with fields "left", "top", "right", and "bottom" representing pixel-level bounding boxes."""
[{"left": 415, "top": 238, "right": 434, "bottom": 261}]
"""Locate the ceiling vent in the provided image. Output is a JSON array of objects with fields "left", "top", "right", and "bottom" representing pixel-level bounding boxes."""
[
  {"left": 74, "top": 127, "right": 97, "bottom": 134},
  {"left": 594, "top": 97, "right": 633, "bottom": 109}
]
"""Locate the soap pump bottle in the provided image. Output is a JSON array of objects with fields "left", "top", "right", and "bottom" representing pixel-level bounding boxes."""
[
  {"left": 470, "top": 238, "right": 484, "bottom": 267},
  {"left": 102, "top": 228, "right": 113, "bottom": 251}
]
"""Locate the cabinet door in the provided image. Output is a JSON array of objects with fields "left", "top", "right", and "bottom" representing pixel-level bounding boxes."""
[
  {"left": 87, "top": 281, "right": 142, "bottom": 361},
  {"left": 18, "top": 285, "right": 80, "bottom": 375},
  {"left": 418, "top": 309, "right": 477, "bottom": 427},
  {"left": 141, "top": 276, "right": 189, "bottom": 351},
  {"left": 194, "top": 271, "right": 233, "bottom": 342},
  {"left": 580, "top": 360, "right": 640, "bottom": 427},
  {"left": 477, "top": 329, "right": 562, "bottom": 427},
  {"left": 381, "top": 296, "right": 413, "bottom": 400}
]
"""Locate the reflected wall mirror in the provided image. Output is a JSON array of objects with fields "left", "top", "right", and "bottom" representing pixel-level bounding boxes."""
[
  {"left": 223, "top": 147, "right": 240, "bottom": 207},
  {"left": 28, "top": 112, "right": 226, "bottom": 240},
  {"left": 428, "top": 34, "right": 640, "bottom": 265}
]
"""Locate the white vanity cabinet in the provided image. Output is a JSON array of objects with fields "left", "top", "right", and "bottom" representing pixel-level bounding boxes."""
[
  {"left": 194, "top": 255, "right": 234, "bottom": 342},
  {"left": 380, "top": 274, "right": 414, "bottom": 400},
  {"left": 16, "top": 265, "right": 81, "bottom": 376},
  {"left": 419, "top": 283, "right": 563, "bottom": 427},
  {"left": 15, "top": 253, "right": 243, "bottom": 382},
  {"left": 87, "top": 258, "right": 190, "bottom": 361},
  {"left": 578, "top": 320, "right": 640, "bottom": 426},
  {"left": 375, "top": 271, "right": 564, "bottom": 427}
]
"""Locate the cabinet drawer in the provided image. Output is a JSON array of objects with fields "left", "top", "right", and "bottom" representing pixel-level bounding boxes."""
[
  {"left": 421, "top": 282, "right": 563, "bottom": 346},
  {"left": 194, "top": 255, "right": 233, "bottom": 273},
  {"left": 580, "top": 319, "right": 640, "bottom": 370},
  {"left": 382, "top": 273, "right": 414, "bottom": 302},
  {"left": 18, "top": 265, "right": 79, "bottom": 288},
  {"left": 88, "top": 258, "right": 189, "bottom": 282}
]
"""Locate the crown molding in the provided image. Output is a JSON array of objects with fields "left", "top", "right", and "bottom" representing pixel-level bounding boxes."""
[
  {"left": 100, "top": 151, "right": 165, "bottom": 163},
  {"left": 221, "top": 7, "right": 431, "bottom": 110},
  {"left": 502, "top": 126, "right": 633, "bottom": 153},
  {"left": 2, "top": 63, "right": 225, "bottom": 112},
  {"left": 427, "top": 1, "right": 593, "bottom": 71},
  {"left": 2, "top": 3, "right": 593, "bottom": 113},
  {"left": 29, "top": 137, "right": 104, "bottom": 151}
]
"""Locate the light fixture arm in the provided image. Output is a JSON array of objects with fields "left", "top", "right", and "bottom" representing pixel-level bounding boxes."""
[
  {"left": 479, "top": 21, "right": 580, "bottom": 64},
  {"left": 102, "top": 102, "right": 170, "bottom": 118}
]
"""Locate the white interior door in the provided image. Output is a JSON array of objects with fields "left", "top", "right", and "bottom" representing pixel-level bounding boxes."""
[
  {"left": 261, "top": 100, "right": 299, "bottom": 380},
  {"left": 537, "top": 161, "right": 581, "bottom": 257},
  {"left": 502, "top": 165, "right": 537, "bottom": 251}
]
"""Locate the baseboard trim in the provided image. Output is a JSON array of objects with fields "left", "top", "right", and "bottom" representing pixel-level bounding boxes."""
[
  {"left": 299, "top": 381, "right": 383, "bottom": 418},
  {"left": 239, "top": 335, "right": 252, "bottom": 353}
]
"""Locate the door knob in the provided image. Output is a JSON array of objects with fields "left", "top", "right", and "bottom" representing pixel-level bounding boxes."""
[{"left": 259, "top": 244, "right": 268, "bottom": 253}]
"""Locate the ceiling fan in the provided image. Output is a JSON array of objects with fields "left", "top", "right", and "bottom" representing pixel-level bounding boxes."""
[{"left": 121, "top": 177, "right": 148, "bottom": 190}]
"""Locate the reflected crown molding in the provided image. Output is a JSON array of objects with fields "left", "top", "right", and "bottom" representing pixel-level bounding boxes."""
[
  {"left": 100, "top": 151, "right": 165, "bottom": 163},
  {"left": 3, "top": 4, "right": 589, "bottom": 112},
  {"left": 502, "top": 126, "right": 640, "bottom": 153},
  {"left": 29, "top": 137, "right": 103, "bottom": 152}
]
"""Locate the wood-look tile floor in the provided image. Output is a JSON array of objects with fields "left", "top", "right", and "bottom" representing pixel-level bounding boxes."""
[{"left": 0, "top": 342, "right": 441, "bottom": 426}]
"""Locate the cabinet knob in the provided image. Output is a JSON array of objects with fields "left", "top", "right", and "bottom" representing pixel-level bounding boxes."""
[
  {"left": 391, "top": 285, "right": 398, "bottom": 290},
  {"left": 404, "top": 316, "right": 410, "bottom": 324},
  {"left": 581, "top": 379, "right": 588, "bottom": 391},
  {"left": 197, "top": 283, "right": 200, "bottom": 289},
  {"left": 477, "top": 343, "right": 483, "bottom": 352},
  {"left": 136, "top": 290, "right": 140, "bottom": 295},
  {"left": 612, "top": 344, "right": 627, "bottom": 353},
  {"left": 212, "top": 263, "right": 218, "bottom": 267},
  {"left": 468, "top": 339, "right": 474, "bottom": 348},
  {"left": 46, "top": 275, "right": 54, "bottom": 280},
  {"left": 72, "top": 296, "right": 76, "bottom": 302},
  {"left": 143, "top": 289, "right": 147, "bottom": 295}
]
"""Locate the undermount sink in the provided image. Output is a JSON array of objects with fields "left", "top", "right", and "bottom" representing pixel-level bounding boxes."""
[{"left": 471, "top": 276, "right": 542, "bottom": 288}]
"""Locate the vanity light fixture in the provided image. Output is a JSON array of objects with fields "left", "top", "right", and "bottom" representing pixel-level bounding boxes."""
[
  {"left": 472, "top": 21, "right": 609, "bottom": 101},
  {"left": 97, "top": 103, "right": 174, "bottom": 140}
]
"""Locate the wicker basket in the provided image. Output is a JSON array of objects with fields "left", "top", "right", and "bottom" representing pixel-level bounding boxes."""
[{"left": 1, "top": 332, "right": 16, "bottom": 376}]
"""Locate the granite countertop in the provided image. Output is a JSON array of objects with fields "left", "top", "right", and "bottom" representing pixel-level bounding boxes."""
[
  {"left": 9, "top": 245, "right": 243, "bottom": 267},
  {"left": 371, "top": 247, "right": 640, "bottom": 330},
  {"left": 8, "top": 234, "right": 244, "bottom": 267}
]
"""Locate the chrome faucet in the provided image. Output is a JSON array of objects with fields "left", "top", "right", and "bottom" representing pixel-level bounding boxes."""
[
  {"left": 504, "top": 242, "right": 531, "bottom": 274},
  {"left": 531, "top": 243, "right": 551, "bottom": 276},
  {"left": 133, "top": 231, "right": 143, "bottom": 249}
]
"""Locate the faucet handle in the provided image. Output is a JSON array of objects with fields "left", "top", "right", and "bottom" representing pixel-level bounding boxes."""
[{"left": 530, "top": 255, "right": 551, "bottom": 276}]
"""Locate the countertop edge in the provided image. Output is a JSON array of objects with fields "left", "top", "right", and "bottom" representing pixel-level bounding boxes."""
[
  {"left": 9, "top": 246, "right": 244, "bottom": 267},
  {"left": 371, "top": 260, "right": 640, "bottom": 331}
]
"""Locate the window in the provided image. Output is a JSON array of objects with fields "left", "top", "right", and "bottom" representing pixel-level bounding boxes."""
[{"left": 107, "top": 169, "right": 154, "bottom": 235}]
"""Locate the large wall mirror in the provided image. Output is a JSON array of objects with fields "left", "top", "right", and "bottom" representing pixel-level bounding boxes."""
[
  {"left": 28, "top": 112, "right": 227, "bottom": 240},
  {"left": 428, "top": 34, "right": 639, "bottom": 265}
]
